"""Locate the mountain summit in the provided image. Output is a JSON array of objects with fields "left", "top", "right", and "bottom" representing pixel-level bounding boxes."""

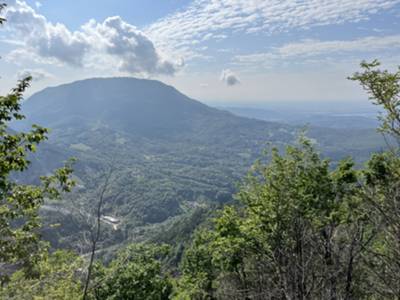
[{"left": 23, "top": 77, "right": 237, "bottom": 137}]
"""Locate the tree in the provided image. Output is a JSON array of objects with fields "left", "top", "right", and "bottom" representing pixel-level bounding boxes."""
[
  {"left": 349, "top": 60, "right": 400, "bottom": 145},
  {"left": 175, "top": 229, "right": 217, "bottom": 299},
  {"left": 82, "top": 167, "right": 115, "bottom": 300},
  {"left": 351, "top": 61, "right": 400, "bottom": 298},
  {"left": 179, "top": 138, "right": 369, "bottom": 299},
  {"left": 0, "top": 250, "right": 83, "bottom": 300},
  {"left": 92, "top": 243, "right": 173, "bottom": 300},
  {"left": 0, "top": 5, "right": 75, "bottom": 283}
]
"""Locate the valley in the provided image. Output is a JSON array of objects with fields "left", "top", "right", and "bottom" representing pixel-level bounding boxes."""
[{"left": 15, "top": 77, "right": 385, "bottom": 255}]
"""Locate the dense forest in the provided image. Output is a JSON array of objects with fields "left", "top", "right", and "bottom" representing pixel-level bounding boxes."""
[{"left": 1, "top": 3, "right": 400, "bottom": 299}]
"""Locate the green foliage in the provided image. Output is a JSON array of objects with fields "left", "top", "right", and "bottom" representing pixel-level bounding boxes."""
[
  {"left": 350, "top": 61, "right": 400, "bottom": 296},
  {"left": 350, "top": 60, "right": 400, "bottom": 139},
  {"left": 91, "top": 243, "right": 173, "bottom": 300},
  {"left": 361, "top": 150, "right": 400, "bottom": 297},
  {"left": 0, "top": 250, "right": 83, "bottom": 300},
  {"left": 174, "top": 229, "right": 217, "bottom": 299},
  {"left": 178, "top": 138, "right": 369, "bottom": 299},
  {"left": 0, "top": 77, "right": 75, "bottom": 281}
]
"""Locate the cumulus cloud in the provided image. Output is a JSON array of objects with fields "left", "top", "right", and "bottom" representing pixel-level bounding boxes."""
[
  {"left": 5, "top": 47, "right": 59, "bottom": 65},
  {"left": 5, "top": 1, "right": 91, "bottom": 66},
  {"left": 16, "top": 68, "right": 53, "bottom": 81},
  {"left": 4, "top": 0, "right": 179, "bottom": 76},
  {"left": 82, "top": 16, "right": 178, "bottom": 75},
  {"left": 220, "top": 69, "right": 240, "bottom": 86}
]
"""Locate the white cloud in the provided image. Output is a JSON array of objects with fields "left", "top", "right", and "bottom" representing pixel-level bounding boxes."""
[
  {"left": 220, "top": 69, "right": 240, "bottom": 86},
  {"left": 5, "top": 47, "right": 60, "bottom": 65},
  {"left": 277, "top": 35, "right": 400, "bottom": 57},
  {"left": 4, "top": 0, "right": 399, "bottom": 73},
  {"left": 233, "top": 35, "right": 400, "bottom": 68},
  {"left": 35, "top": 1, "right": 41, "bottom": 8},
  {"left": 16, "top": 68, "right": 53, "bottom": 81},
  {"left": 5, "top": 0, "right": 91, "bottom": 66},
  {"left": 82, "top": 17, "right": 178, "bottom": 75},
  {"left": 4, "top": 1, "right": 179, "bottom": 76},
  {"left": 146, "top": 0, "right": 400, "bottom": 60}
]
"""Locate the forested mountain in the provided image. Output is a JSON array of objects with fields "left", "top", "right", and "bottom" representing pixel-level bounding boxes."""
[{"left": 11, "top": 77, "right": 385, "bottom": 255}]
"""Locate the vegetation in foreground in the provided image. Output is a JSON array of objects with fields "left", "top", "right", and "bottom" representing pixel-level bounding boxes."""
[{"left": 1, "top": 4, "right": 400, "bottom": 299}]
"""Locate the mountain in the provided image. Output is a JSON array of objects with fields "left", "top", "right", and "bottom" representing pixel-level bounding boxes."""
[
  {"left": 23, "top": 78, "right": 217, "bottom": 136},
  {"left": 16, "top": 77, "right": 385, "bottom": 254},
  {"left": 22, "top": 78, "right": 282, "bottom": 142}
]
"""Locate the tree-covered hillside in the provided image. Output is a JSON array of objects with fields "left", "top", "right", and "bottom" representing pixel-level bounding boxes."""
[{"left": 12, "top": 77, "right": 386, "bottom": 254}]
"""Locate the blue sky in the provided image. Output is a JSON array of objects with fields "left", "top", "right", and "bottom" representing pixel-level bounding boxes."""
[{"left": 1, "top": 0, "right": 400, "bottom": 104}]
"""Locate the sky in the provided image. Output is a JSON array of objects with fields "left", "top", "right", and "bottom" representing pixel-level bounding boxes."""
[{"left": 0, "top": 0, "right": 399, "bottom": 105}]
